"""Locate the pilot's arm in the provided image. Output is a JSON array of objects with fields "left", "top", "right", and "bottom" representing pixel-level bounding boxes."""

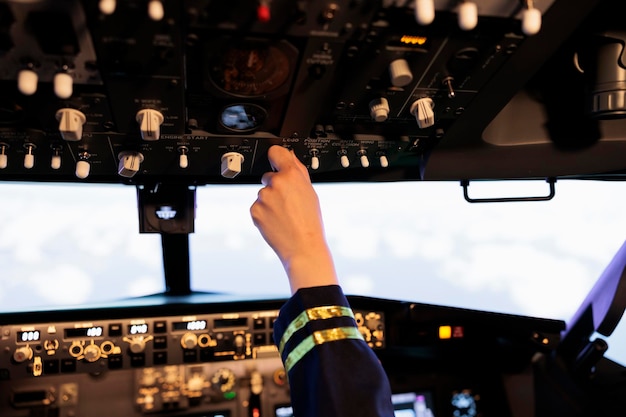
[{"left": 251, "top": 145, "right": 395, "bottom": 417}]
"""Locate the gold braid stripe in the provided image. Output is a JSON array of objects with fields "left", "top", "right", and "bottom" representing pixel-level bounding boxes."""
[
  {"left": 284, "top": 326, "right": 364, "bottom": 373},
  {"left": 278, "top": 305, "right": 354, "bottom": 356}
]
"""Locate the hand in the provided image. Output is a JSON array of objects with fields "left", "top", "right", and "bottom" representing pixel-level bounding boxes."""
[{"left": 250, "top": 145, "right": 338, "bottom": 294}]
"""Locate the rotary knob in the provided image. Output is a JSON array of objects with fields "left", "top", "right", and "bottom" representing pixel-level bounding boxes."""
[
  {"left": 13, "top": 346, "right": 33, "bottom": 363},
  {"left": 181, "top": 332, "right": 198, "bottom": 349},
  {"left": 83, "top": 344, "right": 101, "bottom": 363},
  {"left": 369, "top": 98, "right": 390, "bottom": 122},
  {"left": 136, "top": 109, "right": 164, "bottom": 141},
  {"left": 389, "top": 60, "right": 413, "bottom": 88},
  {"left": 56, "top": 108, "right": 86, "bottom": 141},
  {"left": 129, "top": 337, "right": 147, "bottom": 354},
  {"left": 410, "top": 97, "right": 435, "bottom": 129}
]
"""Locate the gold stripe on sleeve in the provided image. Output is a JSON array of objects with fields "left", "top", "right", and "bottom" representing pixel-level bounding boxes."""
[
  {"left": 284, "top": 326, "right": 364, "bottom": 373},
  {"left": 278, "top": 306, "right": 355, "bottom": 356}
]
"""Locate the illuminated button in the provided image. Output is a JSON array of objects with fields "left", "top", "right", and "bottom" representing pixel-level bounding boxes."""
[
  {"left": 43, "top": 359, "right": 59, "bottom": 375},
  {"left": 253, "top": 318, "right": 266, "bottom": 330},
  {"left": 61, "top": 359, "right": 76, "bottom": 373},
  {"left": 153, "top": 351, "right": 167, "bottom": 365},
  {"left": 154, "top": 321, "right": 167, "bottom": 333},
  {"left": 153, "top": 336, "right": 167, "bottom": 349},
  {"left": 438, "top": 325, "right": 452, "bottom": 340}
]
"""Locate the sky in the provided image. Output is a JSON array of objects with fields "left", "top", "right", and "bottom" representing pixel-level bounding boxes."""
[{"left": 0, "top": 179, "right": 625, "bottom": 367}]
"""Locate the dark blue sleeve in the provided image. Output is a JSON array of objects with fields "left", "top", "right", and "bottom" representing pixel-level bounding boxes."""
[{"left": 273, "top": 285, "right": 395, "bottom": 417}]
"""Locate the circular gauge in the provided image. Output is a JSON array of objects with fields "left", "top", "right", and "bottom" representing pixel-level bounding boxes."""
[
  {"left": 451, "top": 391, "right": 478, "bottom": 417},
  {"left": 210, "top": 41, "right": 291, "bottom": 97},
  {"left": 220, "top": 103, "right": 267, "bottom": 132}
]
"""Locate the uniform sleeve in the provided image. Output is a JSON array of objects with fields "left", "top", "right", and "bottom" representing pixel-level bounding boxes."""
[{"left": 273, "top": 285, "right": 395, "bottom": 417}]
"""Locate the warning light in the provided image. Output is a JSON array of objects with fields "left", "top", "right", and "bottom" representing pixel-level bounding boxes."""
[
  {"left": 452, "top": 326, "right": 465, "bottom": 338},
  {"left": 400, "top": 35, "right": 428, "bottom": 46},
  {"left": 439, "top": 325, "right": 452, "bottom": 340},
  {"left": 223, "top": 391, "right": 236, "bottom": 400}
]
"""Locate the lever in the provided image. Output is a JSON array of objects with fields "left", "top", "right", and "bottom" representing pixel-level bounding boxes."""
[
  {"left": 414, "top": 0, "right": 435, "bottom": 25},
  {"left": 458, "top": 1, "right": 478, "bottom": 31},
  {"left": 522, "top": 0, "right": 542, "bottom": 35}
]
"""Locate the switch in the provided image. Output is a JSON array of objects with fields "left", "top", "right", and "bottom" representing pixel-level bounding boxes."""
[
  {"left": 310, "top": 149, "right": 320, "bottom": 170},
  {"left": 0, "top": 144, "right": 7, "bottom": 169},
  {"left": 257, "top": 0, "right": 271, "bottom": 22},
  {"left": 458, "top": 1, "right": 478, "bottom": 31},
  {"left": 180, "top": 333, "right": 198, "bottom": 349},
  {"left": 357, "top": 150, "right": 369, "bottom": 168},
  {"left": 53, "top": 72, "right": 73, "bottom": 99},
  {"left": 83, "top": 344, "right": 101, "bottom": 363},
  {"left": 221, "top": 152, "right": 244, "bottom": 179},
  {"left": 17, "top": 68, "right": 38, "bottom": 96},
  {"left": 50, "top": 146, "right": 62, "bottom": 170},
  {"left": 56, "top": 108, "right": 86, "bottom": 141},
  {"left": 117, "top": 151, "right": 144, "bottom": 178},
  {"left": 136, "top": 109, "right": 164, "bottom": 141},
  {"left": 99, "top": 0, "right": 116, "bottom": 15},
  {"left": 410, "top": 97, "right": 435, "bottom": 129},
  {"left": 522, "top": 2, "right": 542, "bottom": 36},
  {"left": 148, "top": 0, "right": 164, "bottom": 21},
  {"left": 379, "top": 154, "right": 389, "bottom": 168},
  {"left": 339, "top": 152, "right": 350, "bottom": 168},
  {"left": 178, "top": 146, "right": 189, "bottom": 168},
  {"left": 23, "top": 143, "right": 35, "bottom": 169},
  {"left": 414, "top": 0, "right": 435, "bottom": 26},
  {"left": 76, "top": 153, "right": 91, "bottom": 179},
  {"left": 389, "top": 59, "right": 413, "bottom": 88},
  {"left": 369, "top": 98, "right": 390, "bottom": 122}
]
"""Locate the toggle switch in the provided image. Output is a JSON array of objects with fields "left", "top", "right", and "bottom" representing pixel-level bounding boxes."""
[
  {"left": 23, "top": 143, "right": 35, "bottom": 169},
  {"left": 338, "top": 150, "right": 350, "bottom": 168},
  {"left": 310, "top": 149, "right": 320, "bottom": 170},
  {"left": 56, "top": 108, "right": 86, "bottom": 141},
  {"left": 136, "top": 109, "right": 164, "bottom": 141},
  {"left": 76, "top": 153, "right": 91, "bottom": 179},
  {"left": 118, "top": 151, "right": 144, "bottom": 178},
  {"left": 221, "top": 152, "right": 244, "bottom": 179},
  {"left": 50, "top": 146, "right": 62, "bottom": 170},
  {"left": 442, "top": 76, "right": 455, "bottom": 98},
  {"left": 0, "top": 143, "right": 8, "bottom": 169},
  {"left": 148, "top": 0, "right": 164, "bottom": 21},
  {"left": 414, "top": 0, "right": 435, "bottom": 26},
  {"left": 17, "top": 68, "right": 38, "bottom": 96},
  {"left": 357, "top": 150, "right": 369, "bottom": 168},
  {"left": 53, "top": 72, "right": 73, "bottom": 99},
  {"left": 379, "top": 154, "right": 389, "bottom": 168},
  {"left": 458, "top": 1, "right": 478, "bottom": 31},
  {"left": 369, "top": 98, "right": 390, "bottom": 122},
  {"left": 389, "top": 59, "right": 413, "bottom": 88},
  {"left": 410, "top": 97, "right": 435, "bottom": 129},
  {"left": 521, "top": 1, "right": 542, "bottom": 36},
  {"left": 178, "top": 146, "right": 189, "bottom": 169},
  {"left": 99, "top": 0, "right": 116, "bottom": 15}
]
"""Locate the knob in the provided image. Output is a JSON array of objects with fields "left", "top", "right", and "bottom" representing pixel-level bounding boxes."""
[
  {"left": 99, "top": 0, "right": 116, "bottom": 14},
  {"left": 148, "top": 0, "right": 164, "bottom": 21},
  {"left": 178, "top": 146, "right": 189, "bottom": 169},
  {"left": 23, "top": 144, "right": 35, "bottom": 169},
  {"left": 522, "top": 5, "right": 542, "bottom": 36},
  {"left": 0, "top": 144, "right": 7, "bottom": 169},
  {"left": 340, "top": 154, "right": 349, "bottom": 168},
  {"left": 83, "top": 344, "right": 101, "bottom": 363},
  {"left": 129, "top": 337, "right": 147, "bottom": 353},
  {"left": 13, "top": 346, "right": 33, "bottom": 363},
  {"left": 17, "top": 69, "right": 38, "bottom": 95},
  {"left": 410, "top": 97, "right": 435, "bottom": 129},
  {"left": 379, "top": 154, "right": 389, "bottom": 168},
  {"left": 357, "top": 150, "right": 369, "bottom": 168},
  {"left": 117, "top": 151, "right": 144, "bottom": 178},
  {"left": 389, "top": 59, "right": 413, "bottom": 88},
  {"left": 136, "top": 109, "right": 164, "bottom": 141},
  {"left": 458, "top": 1, "right": 478, "bottom": 31},
  {"left": 414, "top": 0, "right": 435, "bottom": 26},
  {"left": 221, "top": 151, "right": 244, "bottom": 179},
  {"left": 181, "top": 332, "right": 198, "bottom": 349},
  {"left": 56, "top": 108, "right": 86, "bottom": 141},
  {"left": 54, "top": 72, "right": 73, "bottom": 99},
  {"left": 234, "top": 334, "right": 246, "bottom": 356},
  {"left": 369, "top": 98, "right": 390, "bottom": 122},
  {"left": 76, "top": 155, "right": 91, "bottom": 179}
]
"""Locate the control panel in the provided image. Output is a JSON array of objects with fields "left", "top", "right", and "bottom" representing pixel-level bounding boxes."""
[{"left": 0, "top": 0, "right": 555, "bottom": 185}]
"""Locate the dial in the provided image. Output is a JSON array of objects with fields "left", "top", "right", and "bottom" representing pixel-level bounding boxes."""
[
  {"left": 211, "top": 368, "right": 236, "bottom": 393},
  {"left": 209, "top": 41, "right": 291, "bottom": 97}
]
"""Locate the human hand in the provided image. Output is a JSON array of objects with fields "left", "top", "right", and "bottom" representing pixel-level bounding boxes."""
[{"left": 250, "top": 145, "right": 338, "bottom": 293}]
